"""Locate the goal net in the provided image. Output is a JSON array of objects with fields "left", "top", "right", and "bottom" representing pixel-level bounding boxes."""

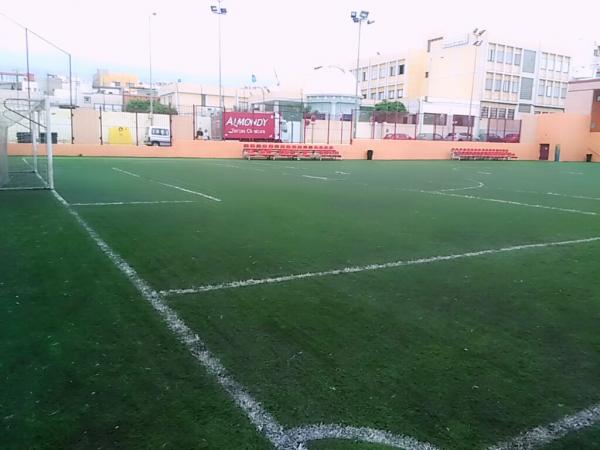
[{"left": 0, "top": 94, "right": 53, "bottom": 190}]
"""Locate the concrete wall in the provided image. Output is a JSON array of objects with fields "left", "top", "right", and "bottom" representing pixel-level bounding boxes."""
[{"left": 8, "top": 112, "right": 596, "bottom": 162}]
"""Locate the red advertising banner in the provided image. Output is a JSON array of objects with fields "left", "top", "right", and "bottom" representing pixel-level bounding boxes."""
[{"left": 223, "top": 112, "right": 276, "bottom": 140}]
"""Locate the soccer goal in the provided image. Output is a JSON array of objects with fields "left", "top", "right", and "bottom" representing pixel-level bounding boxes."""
[{"left": 0, "top": 94, "right": 54, "bottom": 191}]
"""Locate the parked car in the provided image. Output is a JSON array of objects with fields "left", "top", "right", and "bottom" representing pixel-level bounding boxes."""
[
  {"left": 383, "top": 133, "right": 413, "bottom": 140},
  {"left": 504, "top": 133, "right": 521, "bottom": 143},
  {"left": 445, "top": 132, "right": 473, "bottom": 141},
  {"left": 144, "top": 127, "right": 171, "bottom": 146},
  {"left": 416, "top": 133, "right": 444, "bottom": 141},
  {"left": 478, "top": 133, "right": 504, "bottom": 142}
]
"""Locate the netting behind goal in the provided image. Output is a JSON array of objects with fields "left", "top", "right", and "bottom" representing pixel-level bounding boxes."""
[{"left": 0, "top": 95, "right": 53, "bottom": 190}]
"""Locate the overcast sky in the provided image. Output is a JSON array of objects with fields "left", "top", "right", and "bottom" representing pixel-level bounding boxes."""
[{"left": 1, "top": 0, "right": 597, "bottom": 87}]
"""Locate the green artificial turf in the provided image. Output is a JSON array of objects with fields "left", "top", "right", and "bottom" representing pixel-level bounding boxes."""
[
  {"left": 2, "top": 157, "right": 600, "bottom": 449},
  {"left": 0, "top": 190, "right": 271, "bottom": 450}
]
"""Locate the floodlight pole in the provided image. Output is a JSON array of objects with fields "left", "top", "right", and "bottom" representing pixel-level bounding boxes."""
[
  {"left": 351, "top": 11, "right": 373, "bottom": 138},
  {"left": 211, "top": 1, "right": 227, "bottom": 111},
  {"left": 467, "top": 29, "right": 486, "bottom": 140},
  {"left": 149, "top": 12, "right": 157, "bottom": 124}
]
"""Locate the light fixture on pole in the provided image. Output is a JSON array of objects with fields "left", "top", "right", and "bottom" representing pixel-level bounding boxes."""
[
  {"left": 351, "top": 10, "right": 374, "bottom": 136},
  {"left": 148, "top": 12, "right": 157, "bottom": 123},
  {"left": 211, "top": 1, "right": 227, "bottom": 111},
  {"left": 467, "top": 28, "right": 486, "bottom": 140}
]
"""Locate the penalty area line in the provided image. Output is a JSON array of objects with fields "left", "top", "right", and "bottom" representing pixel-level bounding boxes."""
[
  {"left": 71, "top": 200, "right": 198, "bottom": 207},
  {"left": 161, "top": 236, "right": 600, "bottom": 296},
  {"left": 112, "top": 167, "right": 221, "bottom": 202}
]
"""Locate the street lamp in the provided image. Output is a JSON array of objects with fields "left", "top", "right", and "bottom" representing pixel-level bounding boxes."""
[
  {"left": 467, "top": 28, "right": 486, "bottom": 140},
  {"left": 148, "top": 12, "right": 157, "bottom": 123},
  {"left": 351, "top": 10, "right": 374, "bottom": 135},
  {"left": 211, "top": 1, "right": 227, "bottom": 111}
]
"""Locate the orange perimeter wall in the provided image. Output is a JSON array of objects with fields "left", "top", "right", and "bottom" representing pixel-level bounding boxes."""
[{"left": 8, "top": 113, "right": 599, "bottom": 162}]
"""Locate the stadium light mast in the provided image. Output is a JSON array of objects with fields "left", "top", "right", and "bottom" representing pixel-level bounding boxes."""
[
  {"left": 211, "top": 1, "right": 228, "bottom": 111},
  {"left": 467, "top": 28, "right": 486, "bottom": 140},
  {"left": 351, "top": 10, "right": 374, "bottom": 135},
  {"left": 148, "top": 12, "right": 157, "bottom": 124}
]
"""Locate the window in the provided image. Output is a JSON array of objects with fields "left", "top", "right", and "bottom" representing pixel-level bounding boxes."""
[
  {"left": 398, "top": 64, "right": 405, "bottom": 75},
  {"left": 520, "top": 77, "right": 534, "bottom": 100},
  {"left": 546, "top": 83, "right": 552, "bottom": 97},
  {"left": 503, "top": 79, "right": 510, "bottom": 92},
  {"left": 538, "top": 80, "right": 546, "bottom": 96},
  {"left": 557, "top": 56, "right": 563, "bottom": 72},
  {"left": 379, "top": 66, "right": 386, "bottom": 78},
  {"left": 397, "top": 88, "right": 404, "bottom": 98},
  {"left": 561, "top": 85, "right": 567, "bottom": 99},
  {"left": 488, "top": 44, "right": 496, "bottom": 62},
  {"left": 485, "top": 74, "right": 493, "bottom": 90},
  {"left": 83, "top": 96, "right": 91, "bottom": 104},
  {"left": 390, "top": 66, "right": 396, "bottom": 77},
  {"left": 371, "top": 69, "right": 377, "bottom": 80},
  {"left": 564, "top": 57, "right": 570, "bottom": 73},
  {"left": 553, "top": 84, "right": 560, "bottom": 98},
  {"left": 549, "top": 55, "right": 556, "bottom": 71},
  {"left": 512, "top": 78, "right": 520, "bottom": 93},
  {"left": 498, "top": 108, "right": 507, "bottom": 119},
  {"left": 370, "top": 92, "right": 376, "bottom": 100},
  {"left": 378, "top": 91, "right": 384, "bottom": 100},
  {"left": 425, "top": 71, "right": 429, "bottom": 78},
  {"left": 518, "top": 104, "right": 531, "bottom": 113},
  {"left": 541, "top": 53, "right": 548, "bottom": 70},
  {"left": 514, "top": 51, "right": 522, "bottom": 66},
  {"left": 507, "top": 109, "right": 515, "bottom": 120},
  {"left": 494, "top": 77, "right": 502, "bottom": 92},
  {"left": 362, "top": 93, "right": 367, "bottom": 99},
  {"left": 522, "top": 50, "right": 536, "bottom": 73},
  {"left": 497, "top": 47, "right": 505, "bottom": 63},
  {"left": 362, "top": 71, "right": 367, "bottom": 82},
  {"left": 114, "top": 81, "right": 121, "bottom": 87},
  {"left": 490, "top": 108, "right": 498, "bottom": 118},
  {"left": 480, "top": 106, "right": 489, "bottom": 118},
  {"left": 506, "top": 49, "right": 513, "bottom": 64},
  {"left": 388, "top": 89, "right": 395, "bottom": 99}
]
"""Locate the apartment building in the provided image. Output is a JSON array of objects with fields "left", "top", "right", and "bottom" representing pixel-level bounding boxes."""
[
  {"left": 352, "top": 33, "right": 572, "bottom": 135},
  {"left": 351, "top": 50, "right": 426, "bottom": 104}
]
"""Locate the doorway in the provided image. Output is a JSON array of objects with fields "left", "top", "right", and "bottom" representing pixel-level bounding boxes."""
[{"left": 539, "top": 144, "right": 550, "bottom": 161}]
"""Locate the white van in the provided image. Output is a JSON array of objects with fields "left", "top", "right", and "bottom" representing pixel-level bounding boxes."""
[{"left": 144, "top": 127, "right": 171, "bottom": 146}]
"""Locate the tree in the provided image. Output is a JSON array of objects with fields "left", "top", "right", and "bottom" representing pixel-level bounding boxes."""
[
  {"left": 374, "top": 100, "right": 407, "bottom": 113},
  {"left": 125, "top": 99, "right": 178, "bottom": 115}
]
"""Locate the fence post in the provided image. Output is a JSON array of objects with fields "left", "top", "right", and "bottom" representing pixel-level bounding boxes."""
[
  {"left": 192, "top": 105, "right": 196, "bottom": 140},
  {"left": 99, "top": 109, "right": 103, "bottom": 145},
  {"left": 326, "top": 114, "right": 331, "bottom": 144},
  {"left": 135, "top": 112, "right": 139, "bottom": 146}
]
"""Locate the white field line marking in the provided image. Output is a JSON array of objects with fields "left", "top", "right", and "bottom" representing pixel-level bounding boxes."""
[
  {"left": 335, "top": 171, "right": 351, "bottom": 175},
  {"left": 419, "top": 190, "right": 598, "bottom": 216},
  {"left": 478, "top": 171, "right": 492, "bottom": 175},
  {"left": 487, "top": 403, "right": 600, "bottom": 450},
  {"left": 440, "top": 181, "right": 485, "bottom": 192},
  {"left": 20, "top": 157, "right": 49, "bottom": 188},
  {"left": 112, "top": 167, "right": 141, "bottom": 178},
  {"left": 156, "top": 181, "right": 221, "bottom": 202},
  {"left": 50, "top": 189, "right": 288, "bottom": 448},
  {"left": 160, "top": 236, "right": 600, "bottom": 296},
  {"left": 284, "top": 166, "right": 299, "bottom": 170},
  {"left": 302, "top": 175, "right": 329, "bottom": 181},
  {"left": 565, "top": 171, "right": 584, "bottom": 176},
  {"left": 288, "top": 425, "right": 441, "bottom": 450},
  {"left": 112, "top": 167, "right": 221, "bottom": 202},
  {"left": 71, "top": 200, "right": 198, "bottom": 207},
  {"left": 51, "top": 188, "right": 438, "bottom": 450},
  {"left": 547, "top": 192, "right": 600, "bottom": 202}
]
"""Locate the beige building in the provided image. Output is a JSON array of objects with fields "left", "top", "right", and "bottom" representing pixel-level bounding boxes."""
[
  {"left": 93, "top": 70, "right": 142, "bottom": 90},
  {"left": 158, "top": 83, "right": 251, "bottom": 112},
  {"left": 353, "top": 33, "right": 572, "bottom": 136}
]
